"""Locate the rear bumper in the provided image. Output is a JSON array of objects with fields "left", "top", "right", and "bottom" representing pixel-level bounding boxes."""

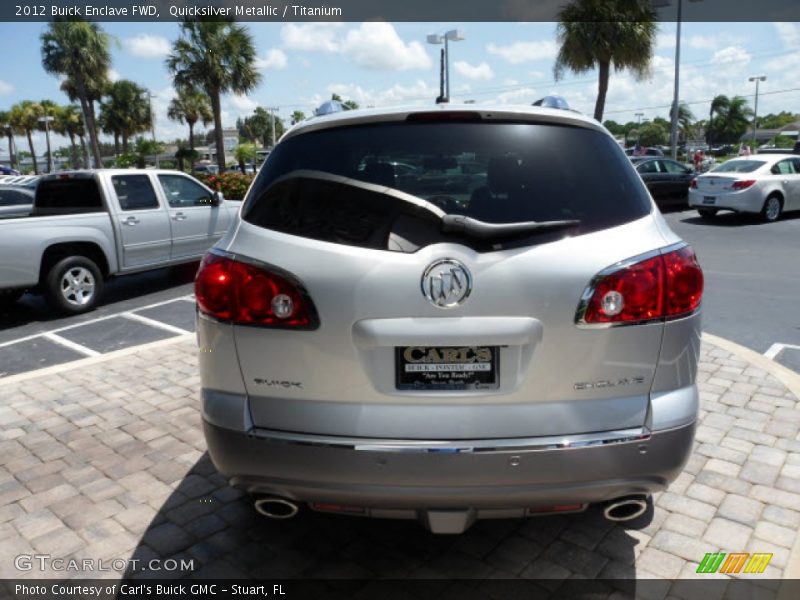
[
  {"left": 203, "top": 417, "right": 695, "bottom": 511},
  {"left": 688, "top": 189, "right": 762, "bottom": 213}
]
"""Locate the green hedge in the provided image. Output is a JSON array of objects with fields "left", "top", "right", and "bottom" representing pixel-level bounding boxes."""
[{"left": 195, "top": 172, "right": 255, "bottom": 200}]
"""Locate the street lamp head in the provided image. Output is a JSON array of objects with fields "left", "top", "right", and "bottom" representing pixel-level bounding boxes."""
[
  {"left": 748, "top": 76, "right": 767, "bottom": 82},
  {"left": 426, "top": 34, "right": 444, "bottom": 45},
  {"left": 445, "top": 30, "right": 465, "bottom": 42}
]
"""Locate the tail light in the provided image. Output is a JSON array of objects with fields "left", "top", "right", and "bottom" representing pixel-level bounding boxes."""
[
  {"left": 731, "top": 179, "right": 756, "bottom": 190},
  {"left": 690, "top": 179, "right": 697, "bottom": 189},
  {"left": 577, "top": 245, "right": 703, "bottom": 326},
  {"left": 195, "top": 253, "right": 318, "bottom": 328}
]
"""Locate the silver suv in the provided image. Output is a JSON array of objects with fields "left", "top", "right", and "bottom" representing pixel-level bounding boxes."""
[{"left": 196, "top": 103, "right": 704, "bottom": 533}]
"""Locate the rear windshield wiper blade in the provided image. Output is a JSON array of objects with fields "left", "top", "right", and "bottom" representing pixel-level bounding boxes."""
[{"left": 441, "top": 214, "right": 580, "bottom": 239}]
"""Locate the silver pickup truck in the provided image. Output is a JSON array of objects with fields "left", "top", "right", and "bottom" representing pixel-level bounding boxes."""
[{"left": 0, "top": 169, "right": 239, "bottom": 314}]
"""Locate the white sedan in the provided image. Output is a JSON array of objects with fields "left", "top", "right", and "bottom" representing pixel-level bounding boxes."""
[{"left": 688, "top": 154, "right": 800, "bottom": 222}]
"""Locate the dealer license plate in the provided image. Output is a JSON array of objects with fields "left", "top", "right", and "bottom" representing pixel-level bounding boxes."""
[
  {"left": 702, "top": 196, "right": 716, "bottom": 204},
  {"left": 395, "top": 346, "right": 499, "bottom": 390}
]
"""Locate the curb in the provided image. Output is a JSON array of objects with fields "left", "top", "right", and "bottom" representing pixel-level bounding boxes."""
[
  {"left": 0, "top": 333, "right": 195, "bottom": 387},
  {"left": 701, "top": 333, "right": 800, "bottom": 586}
]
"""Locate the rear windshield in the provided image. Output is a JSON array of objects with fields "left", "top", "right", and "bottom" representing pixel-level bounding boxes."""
[
  {"left": 711, "top": 160, "right": 765, "bottom": 173},
  {"left": 34, "top": 178, "right": 104, "bottom": 215},
  {"left": 243, "top": 121, "right": 651, "bottom": 252}
]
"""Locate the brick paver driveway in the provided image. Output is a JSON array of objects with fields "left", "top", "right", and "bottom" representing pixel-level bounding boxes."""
[{"left": 1, "top": 336, "right": 799, "bottom": 597}]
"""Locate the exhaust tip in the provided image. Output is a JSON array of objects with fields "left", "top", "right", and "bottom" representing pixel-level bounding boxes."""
[
  {"left": 603, "top": 495, "right": 649, "bottom": 522},
  {"left": 254, "top": 496, "right": 299, "bottom": 519}
]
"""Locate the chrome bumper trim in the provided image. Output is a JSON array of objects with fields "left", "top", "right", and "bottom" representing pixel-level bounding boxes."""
[{"left": 248, "top": 426, "right": 651, "bottom": 454}]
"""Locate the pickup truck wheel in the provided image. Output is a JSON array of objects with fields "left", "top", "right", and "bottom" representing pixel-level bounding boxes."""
[{"left": 44, "top": 256, "right": 104, "bottom": 315}]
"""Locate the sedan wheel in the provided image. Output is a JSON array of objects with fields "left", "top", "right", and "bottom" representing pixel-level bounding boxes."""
[
  {"left": 698, "top": 208, "right": 717, "bottom": 219},
  {"left": 761, "top": 195, "right": 782, "bottom": 223}
]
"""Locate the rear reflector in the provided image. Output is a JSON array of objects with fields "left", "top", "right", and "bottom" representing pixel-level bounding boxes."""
[
  {"left": 195, "top": 253, "right": 317, "bottom": 328},
  {"left": 577, "top": 245, "right": 703, "bottom": 325}
]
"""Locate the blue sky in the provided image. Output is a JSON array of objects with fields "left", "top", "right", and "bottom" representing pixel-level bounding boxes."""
[{"left": 1, "top": 20, "right": 799, "bottom": 153}]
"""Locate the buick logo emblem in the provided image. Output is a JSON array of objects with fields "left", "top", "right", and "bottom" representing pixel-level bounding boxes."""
[{"left": 421, "top": 259, "right": 472, "bottom": 308}]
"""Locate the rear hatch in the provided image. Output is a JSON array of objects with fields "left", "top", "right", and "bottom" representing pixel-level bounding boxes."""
[{"left": 223, "top": 115, "right": 673, "bottom": 440}]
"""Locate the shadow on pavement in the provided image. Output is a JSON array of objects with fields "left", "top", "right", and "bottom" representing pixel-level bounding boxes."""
[
  {"left": 0, "top": 262, "right": 198, "bottom": 331},
  {"left": 123, "top": 452, "right": 647, "bottom": 595},
  {"left": 680, "top": 209, "right": 800, "bottom": 227}
]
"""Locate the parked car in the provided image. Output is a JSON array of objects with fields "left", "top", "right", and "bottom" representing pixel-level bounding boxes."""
[
  {"left": 0, "top": 170, "right": 239, "bottom": 312},
  {"left": 631, "top": 157, "right": 695, "bottom": 208},
  {"left": 625, "top": 146, "right": 664, "bottom": 157},
  {"left": 196, "top": 102, "right": 704, "bottom": 533},
  {"left": 0, "top": 185, "right": 34, "bottom": 218},
  {"left": 688, "top": 154, "right": 800, "bottom": 222}
]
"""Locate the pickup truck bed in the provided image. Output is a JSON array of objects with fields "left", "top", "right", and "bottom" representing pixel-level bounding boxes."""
[{"left": 0, "top": 169, "right": 239, "bottom": 314}]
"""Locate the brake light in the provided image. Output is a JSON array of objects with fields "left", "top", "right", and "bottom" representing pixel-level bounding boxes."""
[
  {"left": 195, "top": 253, "right": 317, "bottom": 328},
  {"left": 731, "top": 179, "right": 756, "bottom": 190},
  {"left": 690, "top": 179, "right": 697, "bottom": 189},
  {"left": 406, "top": 111, "right": 482, "bottom": 122},
  {"left": 578, "top": 245, "right": 703, "bottom": 325}
]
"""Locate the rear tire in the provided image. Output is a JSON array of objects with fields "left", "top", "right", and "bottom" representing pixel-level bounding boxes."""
[
  {"left": 761, "top": 195, "right": 782, "bottom": 223},
  {"left": 43, "top": 256, "right": 104, "bottom": 315},
  {"left": 697, "top": 208, "right": 717, "bottom": 219}
]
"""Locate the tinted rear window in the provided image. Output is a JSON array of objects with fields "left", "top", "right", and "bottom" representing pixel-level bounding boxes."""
[
  {"left": 243, "top": 121, "right": 651, "bottom": 252},
  {"left": 34, "top": 178, "right": 104, "bottom": 215},
  {"left": 711, "top": 160, "right": 765, "bottom": 173}
]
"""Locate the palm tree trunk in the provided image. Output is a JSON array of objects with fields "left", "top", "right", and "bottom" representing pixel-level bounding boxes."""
[
  {"left": 210, "top": 91, "right": 225, "bottom": 172},
  {"left": 78, "top": 82, "right": 102, "bottom": 168},
  {"left": 68, "top": 133, "right": 78, "bottom": 169},
  {"left": 189, "top": 122, "right": 195, "bottom": 174},
  {"left": 122, "top": 134, "right": 128, "bottom": 155},
  {"left": 79, "top": 134, "right": 88, "bottom": 169},
  {"left": 26, "top": 129, "right": 39, "bottom": 175},
  {"left": 114, "top": 133, "right": 120, "bottom": 156},
  {"left": 594, "top": 60, "right": 610, "bottom": 122},
  {"left": 5, "top": 133, "right": 14, "bottom": 170}
]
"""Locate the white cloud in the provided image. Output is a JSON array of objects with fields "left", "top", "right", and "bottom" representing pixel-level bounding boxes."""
[
  {"left": 454, "top": 61, "right": 494, "bottom": 81},
  {"left": 281, "top": 22, "right": 430, "bottom": 72},
  {"left": 655, "top": 31, "right": 676, "bottom": 51},
  {"left": 255, "top": 48, "right": 288, "bottom": 70},
  {"left": 108, "top": 69, "right": 121, "bottom": 83},
  {"left": 487, "top": 40, "right": 557, "bottom": 64},
  {"left": 280, "top": 23, "right": 342, "bottom": 52},
  {"left": 229, "top": 94, "right": 258, "bottom": 113},
  {"left": 123, "top": 34, "right": 171, "bottom": 59},
  {"left": 326, "top": 79, "right": 438, "bottom": 107},
  {"left": 774, "top": 22, "right": 800, "bottom": 48},
  {"left": 0, "top": 80, "right": 14, "bottom": 95},
  {"left": 340, "top": 23, "right": 431, "bottom": 71},
  {"left": 496, "top": 87, "right": 538, "bottom": 105},
  {"left": 711, "top": 46, "right": 751, "bottom": 66},
  {"left": 764, "top": 50, "right": 800, "bottom": 72}
]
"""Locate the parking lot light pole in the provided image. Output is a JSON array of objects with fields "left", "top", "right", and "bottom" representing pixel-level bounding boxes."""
[
  {"left": 38, "top": 115, "right": 55, "bottom": 173},
  {"left": 749, "top": 75, "right": 766, "bottom": 148},
  {"left": 142, "top": 91, "right": 158, "bottom": 168},
  {"left": 652, "top": 0, "right": 703, "bottom": 161},
  {"left": 426, "top": 29, "right": 465, "bottom": 102},
  {"left": 635, "top": 112, "right": 644, "bottom": 144}
]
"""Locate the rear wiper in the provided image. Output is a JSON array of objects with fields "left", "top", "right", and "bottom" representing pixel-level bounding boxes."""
[{"left": 441, "top": 214, "right": 580, "bottom": 239}]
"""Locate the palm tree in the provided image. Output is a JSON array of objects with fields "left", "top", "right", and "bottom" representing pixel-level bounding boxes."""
[
  {"left": 672, "top": 101, "right": 695, "bottom": 143},
  {"left": 9, "top": 101, "right": 43, "bottom": 174},
  {"left": 0, "top": 110, "right": 17, "bottom": 170},
  {"left": 53, "top": 104, "right": 84, "bottom": 168},
  {"left": 167, "top": 86, "right": 213, "bottom": 166},
  {"left": 707, "top": 95, "right": 752, "bottom": 145},
  {"left": 290, "top": 110, "right": 306, "bottom": 125},
  {"left": 167, "top": 20, "right": 261, "bottom": 171},
  {"left": 99, "top": 80, "right": 151, "bottom": 154},
  {"left": 554, "top": 0, "right": 657, "bottom": 121},
  {"left": 41, "top": 20, "right": 111, "bottom": 169}
]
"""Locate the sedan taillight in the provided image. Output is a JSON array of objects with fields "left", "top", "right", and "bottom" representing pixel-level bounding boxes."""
[
  {"left": 731, "top": 179, "right": 756, "bottom": 190},
  {"left": 195, "top": 253, "right": 318, "bottom": 329},
  {"left": 577, "top": 245, "right": 703, "bottom": 326},
  {"left": 690, "top": 179, "right": 697, "bottom": 189}
]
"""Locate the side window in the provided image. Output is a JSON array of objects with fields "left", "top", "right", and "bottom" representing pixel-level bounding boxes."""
[
  {"left": 0, "top": 190, "right": 31, "bottom": 206},
  {"left": 637, "top": 160, "right": 658, "bottom": 174},
  {"left": 112, "top": 175, "right": 159, "bottom": 211},
  {"left": 663, "top": 160, "right": 687, "bottom": 174},
  {"left": 158, "top": 175, "right": 213, "bottom": 208},
  {"left": 772, "top": 160, "right": 795, "bottom": 175}
]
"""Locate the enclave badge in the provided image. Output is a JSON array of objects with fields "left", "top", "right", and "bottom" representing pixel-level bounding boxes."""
[{"left": 421, "top": 259, "right": 472, "bottom": 308}]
